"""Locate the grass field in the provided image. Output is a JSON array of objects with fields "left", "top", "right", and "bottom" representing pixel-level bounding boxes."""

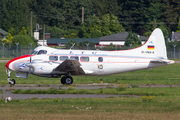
[
  {"left": 0, "top": 62, "right": 179, "bottom": 85},
  {"left": 0, "top": 96, "right": 180, "bottom": 120}
]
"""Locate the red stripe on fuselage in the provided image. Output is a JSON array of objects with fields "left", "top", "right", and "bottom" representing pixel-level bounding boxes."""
[{"left": 6, "top": 54, "right": 33, "bottom": 70}]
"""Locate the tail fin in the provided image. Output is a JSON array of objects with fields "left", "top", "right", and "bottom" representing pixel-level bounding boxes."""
[
  {"left": 121, "top": 28, "right": 167, "bottom": 59},
  {"left": 145, "top": 28, "right": 167, "bottom": 59}
]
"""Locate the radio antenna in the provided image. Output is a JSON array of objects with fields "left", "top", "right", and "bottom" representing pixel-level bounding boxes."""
[{"left": 70, "top": 43, "right": 75, "bottom": 50}]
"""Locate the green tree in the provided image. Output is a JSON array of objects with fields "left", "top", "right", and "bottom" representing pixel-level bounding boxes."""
[
  {"left": 148, "top": 1, "right": 162, "bottom": 22},
  {"left": 8, "top": 27, "right": 16, "bottom": 36},
  {"left": 12, "top": 35, "right": 37, "bottom": 46},
  {"left": 2, "top": 33, "right": 13, "bottom": 46},
  {"left": 158, "top": 26, "right": 169, "bottom": 41},
  {"left": 143, "top": 1, "right": 163, "bottom": 33},
  {"left": 161, "top": 0, "right": 178, "bottom": 32},
  {"left": 65, "top": 40, "right": 78, "bottom": 49},
  {"left": 1, "top": 0, "right": 179, "bottom": 38},
  {"left": 0, "top": 0, "right": 30, "bottom": 33},
  {"left": 46, "top": 26, "right": 64, "bottom": 38},
  {"left": 46, "top": 26, "right": 78, "bottom": 38},
  {"left": 91, "top": 0, "right": 108, "bottom": 17},
  {"left": 28, "top": 0, "right": 94, "bottom": 31},
  {"left": 143, "top": 31, "right": 152, "bottom": 38},
  {"left": 79, "top": 40, "right": 95, "bottom": 49},
  {"left": 78, "top": 14, "right": 125, "bottom": 38},
  {"left": 19, "top": 27, "right": 28, "bottom": 35},
  {"left": 104, "top": 43, "right": 115, "bottom": 50},
  {"left": 166, "top": 41, "right": 180, "bottom": 50},
  {"left": 143, "top": 26, "right": 168, "bottom": 41},
  {"left": 176, "top": 17, "right": 180, "bottom": 32},
  {"left": 118, "top": 0, "right": 150, "bottom": 33},
  {"left": 78, "top": 15, "right": 102, "bottom": 38},
  {"left": 124, "top": 32, "right": 142, "bottom": 48},
  {"left": 64, "top": 33, "right": 79, "bottom": 38}
]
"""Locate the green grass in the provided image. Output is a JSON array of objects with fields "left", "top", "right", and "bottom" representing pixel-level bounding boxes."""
[
  {"left": 0, "top": 62, "right": 180, "bottom": 85},
  {"left": 0, "top": 58, "right": 12, "bottom": 60},
  {"left": 0, "top": 96, "right": 180, "bottom": 120},
  {"left": 12, "top": 87, "right": 180, "bottom": 96}
]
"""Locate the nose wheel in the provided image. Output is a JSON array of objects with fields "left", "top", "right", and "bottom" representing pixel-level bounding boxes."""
[
  {"left": 8, "top": 79, "right": 16, "bottom": 85},
  {"left": 61, "top": 76, "right": 73, "bottom": 85}
]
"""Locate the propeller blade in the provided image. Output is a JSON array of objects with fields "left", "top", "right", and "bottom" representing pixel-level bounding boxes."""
[
  {"left": 29, "top": 66, "right": 31, "bottom": 74},
  {"left": 29, "top": 54, "right": 32, "bottom": 74},
  {"left": 30, "top": 54, "right": 32, "bottom": 63},
  {"left": 25, "top": 63, "right": 33, "bottom": 74}
]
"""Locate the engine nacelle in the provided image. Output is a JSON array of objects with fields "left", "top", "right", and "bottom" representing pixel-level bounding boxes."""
[{"left": 32, "top": 62, "right": 55, "bottom": 74}]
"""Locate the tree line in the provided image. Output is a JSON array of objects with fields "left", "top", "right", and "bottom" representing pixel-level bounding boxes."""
[{"left": 0, "top": 0, "right": 180, "bottom": 48}]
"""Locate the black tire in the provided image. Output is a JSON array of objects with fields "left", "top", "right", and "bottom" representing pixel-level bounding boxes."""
[
  {"left": 9, "top": 79, "right": 16, "bottom": 85},
  {"left": 61, "top": 76, "right": 66, "bottom": 84},
  {"left": 65, "top": 76, "right": 73, "bottom": 85}
]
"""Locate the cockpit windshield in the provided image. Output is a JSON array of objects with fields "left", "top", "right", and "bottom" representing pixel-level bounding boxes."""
[
  {"left": 31, "top": 50, "right": 47, "bottom": 55},
  {"left": 37, "top": 50, "right": 47, "bottom": 55},
  {"left": 31, "top": 50, "right": 38, "bottom": 55}
]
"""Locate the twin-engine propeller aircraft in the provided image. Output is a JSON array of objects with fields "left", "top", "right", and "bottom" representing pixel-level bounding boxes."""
[{"left": 5, "top": 28, "right": 174, "bottom": 85}]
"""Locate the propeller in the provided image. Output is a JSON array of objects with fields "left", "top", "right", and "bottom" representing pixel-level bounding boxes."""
[{"left": 29, "top": 54, "right": 32, "bottom": 74}]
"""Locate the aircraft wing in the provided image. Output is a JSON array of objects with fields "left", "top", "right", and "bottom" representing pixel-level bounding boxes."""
[
  {"left": 150, "top": 59, "right": 174, "bottom": 64},
  {"left": 54, "top": 59, "right": 85, "bottom": 75}
]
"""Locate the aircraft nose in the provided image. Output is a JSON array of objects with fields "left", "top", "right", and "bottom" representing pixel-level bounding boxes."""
[
  {"left": 5, "top": 54, "right": 32, "bottom": 71},
  {"left": 6, "top": 59, "right": 14, "bottom": 70}
]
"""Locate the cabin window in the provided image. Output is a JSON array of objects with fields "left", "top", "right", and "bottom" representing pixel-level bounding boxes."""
[
  {"left": 98, "top": 57, "right": 103, "bottom": 62},
  {"left": 80, "top": 57, "right": 89, "bottom": 62},
  {"left": 60, "top": 56, "right": 68, "bottom": 61},
  {"left": 31, "top": 50, "right": 38, "bottom": 55},
  {"left": 49, "top": 56, "right": 58, "bottom": 61},
  {"left": 37, "top": 50, "right": 47, "bottom": 55},
  {"left": 70, "top": 56, "right": 79, "bottom": 61}
]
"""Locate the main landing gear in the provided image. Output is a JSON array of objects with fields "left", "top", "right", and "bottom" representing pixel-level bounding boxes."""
[
  {"left": 6, "top": 69, "right": 16, "bottom": 85},
  {"left": 61, "top": 76, "right": 73, "bottom": 85}
]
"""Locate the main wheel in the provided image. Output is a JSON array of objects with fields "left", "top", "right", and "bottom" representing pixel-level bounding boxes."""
[
  {"left": 61, "top": 76, "right": 66, "bottom": 84},
  {"left": 9, "top": 79, "right": 16, "bottom": 85},
  {"left": 65, "top": 76, "right": 73, "bottom": 85}
]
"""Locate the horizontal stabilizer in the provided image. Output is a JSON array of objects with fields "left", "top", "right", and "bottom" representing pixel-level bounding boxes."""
[{"left": 150, "top": 60, "right": 174, "bottom": 64}]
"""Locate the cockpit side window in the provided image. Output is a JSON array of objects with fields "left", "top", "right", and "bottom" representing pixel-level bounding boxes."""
[{"left": 37, "top": 50, "right": 47, "bottom": 55}]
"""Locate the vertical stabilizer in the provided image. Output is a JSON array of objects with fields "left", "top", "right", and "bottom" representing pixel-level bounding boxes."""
[
  {"left": 119, "top": 28, "right": 168, "bottom": 59},
  {"left": 147, "top": 28, "right": 167, "bottom": 59}
]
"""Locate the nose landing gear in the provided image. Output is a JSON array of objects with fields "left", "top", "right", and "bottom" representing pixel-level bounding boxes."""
[{"left": 6, "top": 68, "right": 16, "bottom": 85}]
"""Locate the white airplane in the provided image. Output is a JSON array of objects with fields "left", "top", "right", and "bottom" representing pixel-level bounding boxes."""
[{"left": 5, "top": 28, "right": 174, "bottom": 85}]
